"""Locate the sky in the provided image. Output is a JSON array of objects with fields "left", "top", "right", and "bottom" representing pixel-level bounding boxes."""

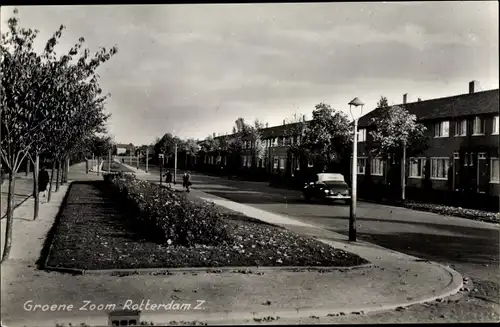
[{"left": 1, "top": 2, "right": 498, "bottom": 146}]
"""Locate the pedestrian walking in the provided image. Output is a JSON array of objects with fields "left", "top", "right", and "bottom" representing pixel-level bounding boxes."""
[
  {"left": 38, "top": 166, "right": 50, "bottom": 201},
  {"left": 182, "top": 171, "right": 192, "bottom": 192},
  {"left": 164, "top": 170, "right": 173, "bottom": 189}
]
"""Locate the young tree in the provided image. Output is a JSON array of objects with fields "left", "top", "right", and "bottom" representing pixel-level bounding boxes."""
[
  {"left": 283, "top": 113, "right": 309, "bottom": 171},
  {"left": 369, "top": 105, "right": 428, "bottom": 200},
  {"left": 377, "top": 96, "right": 389, "bottom": 108},
  {"left": 1, "top": 12, "right": 63, "bottom": 260},
  {"left": 300, "top": 103, "right": 353, "bottom": 172},
  {"left": 247, "top": 119, "right": 266, "bottom": 167}
]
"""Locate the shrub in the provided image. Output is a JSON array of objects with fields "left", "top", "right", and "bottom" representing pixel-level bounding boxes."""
[{"left": 108, "top": 174, "right": 232, "bottom": 247}]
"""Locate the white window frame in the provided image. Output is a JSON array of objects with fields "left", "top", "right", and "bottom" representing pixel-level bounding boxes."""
[
  {"left": 464, "top": 152, "right": 474, "bottom": 167},
  {"left": 370, "top": 157, "right": 384, "bottom": 176},
  {"left": 490, "top": 157, "right": 499, "bottom": 183},
  {"left": 472, "top": 116, "right": 485, "bottom": 136},
  {"left": 493, "top": 115, "right": 499, "bottom": 135},
  {"left": 409, "top": 157, "right": 426, "bottom": 178},
  {"left": 357, "top": 157, "right": 367, "bottom": 175},
  {"left": 279, "top": 158, "right": 286, "bottom": 169},
  {"left": 434, "top": 121, "right": 450, "bottom": 138},
  {"left": 357, "top": 129, "right": 367, "bottom": 142},
  {"left": 453, "top": 152, "right": 459, "bottom": 159},
  {"left": 454, "top": 119, "right": 467, "bottom": 137},
  {"left": 273, "top": 157, "right": 279, "bottom": 169},
  {"left": 430, "top": 157, "right": 450, "bottom": 180}
]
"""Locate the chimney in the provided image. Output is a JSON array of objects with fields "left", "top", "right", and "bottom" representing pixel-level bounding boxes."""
[
  {"left": 303, "top": 115, "right": 306, "bottom": 122},
  {"left": 403, "top": 93, "right": 408, "bottom": 104},
  {"left": 213, "top": 132, "right": 216, "bottom": 138},
  {"left": 418, "top": 98, "right": 422, "bottom": 102},
  {"left": 469, "top": 80, "right": 481, "bottom": 94},
  {"left": 266, "top": 122, "right": 269, "bottom": 128},
  {"left": 283, "top": 119, "right": 285, "bottom": 125}
]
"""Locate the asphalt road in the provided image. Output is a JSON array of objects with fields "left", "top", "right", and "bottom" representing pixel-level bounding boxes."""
[{"left": 141, "top": 164, "right": 499, "bottom": 302}]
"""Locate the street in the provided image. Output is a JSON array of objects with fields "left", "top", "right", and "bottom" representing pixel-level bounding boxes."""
[{"left": 142, "top": 164, "right": 499, "bottom": 304}]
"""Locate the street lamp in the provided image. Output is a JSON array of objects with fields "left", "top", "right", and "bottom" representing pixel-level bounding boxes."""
[{"left": 348, "top": 97, "right": 365, "bottom": 242}]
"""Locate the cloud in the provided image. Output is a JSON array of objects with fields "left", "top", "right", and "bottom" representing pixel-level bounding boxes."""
[{"left": 1, "top": 2, "right": 498, "bottom": 144}]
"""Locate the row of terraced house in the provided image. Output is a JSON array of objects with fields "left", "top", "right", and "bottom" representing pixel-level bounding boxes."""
[{"left": 192, "top": 81, "right": 499, "bottom": 208}]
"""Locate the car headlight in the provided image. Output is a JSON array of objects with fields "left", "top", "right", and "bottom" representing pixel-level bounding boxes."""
[{"left": 324, "top": 189, "right": 330, "bottom": 194}]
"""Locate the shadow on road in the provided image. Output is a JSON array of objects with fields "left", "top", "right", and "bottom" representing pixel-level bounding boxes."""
[{"left": 334, "top": 230, "right": 499, "bottom": 266}]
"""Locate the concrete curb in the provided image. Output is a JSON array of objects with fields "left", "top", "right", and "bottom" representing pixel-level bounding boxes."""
[{"left": 42, "top": 263, "right": 374, "bottom": 276}]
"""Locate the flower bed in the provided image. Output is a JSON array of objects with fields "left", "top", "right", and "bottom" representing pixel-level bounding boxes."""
[
  {"left": 45, "top": 180, "right": 369, "bottom": 269},
  {"left": 402, "top": 201, "right": 500, "bottom": 224}
]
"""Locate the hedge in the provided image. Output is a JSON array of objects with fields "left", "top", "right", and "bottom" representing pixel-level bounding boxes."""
[{"left": 105, "top": 173, "right": 232, "bottom": 247}]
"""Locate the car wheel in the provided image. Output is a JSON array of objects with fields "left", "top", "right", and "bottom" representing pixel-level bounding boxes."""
[
  {"left": 344, "top": 199, "right": 351, "bottom": 205},
  {"left": 303, "top": 194, "right": 311, "bottom": 202}
]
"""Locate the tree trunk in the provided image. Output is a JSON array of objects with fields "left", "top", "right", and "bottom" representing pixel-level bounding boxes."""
[
  {"left": 55, "top": 160, "right": 61, "bottom": 192},
  {"left": 185, "top": 152, "right": 188, "bottom": 170},
  {"left": 33, "top": 155, "right": 40, "bottom": 220},
  {"left": 48, "top": 160, "right": 56, "bottom": 203},
  {"left": 61, "top": 158, "right": 66, "bottom": 185},
  {"left": 1, "top": 172, "right": 16, "bottom": 262}
]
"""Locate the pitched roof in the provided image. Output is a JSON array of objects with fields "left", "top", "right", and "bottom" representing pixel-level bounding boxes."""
[
  {"left": 212, "top": 121, "right": 310, "bottom": 141},
  {"left": 358, "top": 89, "right": 499, "bottom": 128},
  {"left": 115, "top": 143, "right": 135, "bottom": 148}
]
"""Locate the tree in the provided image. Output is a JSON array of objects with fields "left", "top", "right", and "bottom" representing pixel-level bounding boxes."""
[
  {"left": 283, "top": 113, "right": 309, "bottom": 171},
  {"left": 1, "top": 12, "right": 63, "bottom": 260},
  {"left": 377, "top": 96, "right": 389, "bottom": 108},
  {"left": 0, "top": 9, "right": 117, "bottom": 261},
  {"left": 300, "top": 103, "right": 353, "bottom": 172},
  {"left": 369, "top": 105, "right": 428, "bottom": 200},
  {"left": 182, "top": 138, "right": 199, "bottom": 169},
  {"left": 247, "top": 119, "right": 266, "bottom": 167}
]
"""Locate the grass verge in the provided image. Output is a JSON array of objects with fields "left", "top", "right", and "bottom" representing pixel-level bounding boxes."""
[{"left": 43, "top": 181, "right": 368, "bottom": 270}]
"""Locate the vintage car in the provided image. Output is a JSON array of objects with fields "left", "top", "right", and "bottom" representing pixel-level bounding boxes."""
[{"left": 303, "top": 173, "right": 351, "bottom": 204}]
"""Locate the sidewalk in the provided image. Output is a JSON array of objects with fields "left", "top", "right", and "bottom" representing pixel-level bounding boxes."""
[
  {"left": 1, "top": 163, "right": 465, "bottom": 326},
  {"left": 113, "top": 158, "right": 150, "bottom": 176}
]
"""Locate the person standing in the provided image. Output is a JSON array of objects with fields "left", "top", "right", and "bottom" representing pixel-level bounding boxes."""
[
  {"left": 164, "top": 170, "right": 173, "bottom": 189},
  {"left": 182, "top": 171, "right": 192, "bottom": 192},
  {"left": 38, "top": 166, "right": 50, "bottom": 200}
]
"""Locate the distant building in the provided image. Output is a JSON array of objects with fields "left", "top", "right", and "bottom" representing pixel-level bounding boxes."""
[
  {"left": 196, "top": 81, "right": 499, "bottom": 198},
  {"left": 116, "top": 143, "right": 135, "bottom": 155}
]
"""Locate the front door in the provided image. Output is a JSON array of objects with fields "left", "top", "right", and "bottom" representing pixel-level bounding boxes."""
[{"left": 478, "top": 153, "right": 488, "bottom": 193}]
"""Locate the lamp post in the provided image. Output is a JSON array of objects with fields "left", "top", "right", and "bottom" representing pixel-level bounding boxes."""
[{"left": 348, "top": 97, "right": 365, "bottom": 242}]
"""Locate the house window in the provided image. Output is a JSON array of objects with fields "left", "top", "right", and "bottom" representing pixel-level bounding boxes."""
[
  {"left": 453, "top": 152, "right": 459, "bottom": 159},
  {"left": 493, "top": 116, "right": 499, "bottom": 135},
  {"left": 478, "top": 153, "right": 486, "bottom": 160},
  {"left": 371, "top": 157, "right": 384, "bottom": 176},
  {"left": 464, "top": 153, "right": 474, "bottom": 167},
  {"left": 284, "top": 136, "right": 291, "bottom": 146},
  {"left": 258, "top": 158, "right": 263, "bottom": 168},
  {"left": 430, "top": 158, "right": 450, "bottom": 180},
  {"left": 307, "top": 158, "right": 314, "bottom": 168},
  {"left": 296, "top": 135, "right": 301, "bottom": 146},
  {"left": 279, "top": 158, "right": 286, "bottom": 169},
  {"left": 455, "top": 119, "right": 467, "bottom": 136},
  {"left": 223, "top": 156, "right": 227, "bottom": 166},
  {"left": 272, "top": 138, "right": 277, "bottom": 147},
  {"left": 491, "top": 158, "right": 499, "bottom": 183},
  {"left": 357, "top": 129, "right": 367, "bottom": 142},
  {"left": 409, "top": 157, "right": 426, "bottom": 178},
  {"left": 357, "top": 158, "right": 366, "bottom": 174},
  {"left": 472, "top": 116, "right": 485, "bottom": 135},
  {"left": 273, "top": 157, "right": 279, "bottom": 169},
  {"left": 434, "top": 121, "right": 449, "bottom": 137},
  {"left": 242, "top": 156, "right": 247, "bottom": 167},
  {"left": 295, "top": 157, "right": 300, "bottom": 170}
]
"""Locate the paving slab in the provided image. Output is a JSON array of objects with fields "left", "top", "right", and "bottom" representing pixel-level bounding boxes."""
[{"left": 0, "top": 164, "right": 463, "bottom": 327}]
